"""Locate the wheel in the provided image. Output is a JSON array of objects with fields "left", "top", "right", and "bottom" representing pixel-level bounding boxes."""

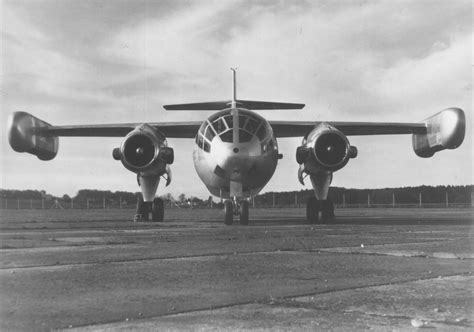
[
  {"left": 240, "top": 200, "right": 249, "bottom": 225},
  {"left": 152, "top": 198, "right": 164, "bottom": 222},
  {"left": 135, "top": 196, "right": 151, "bottom": 221},
  {"left": 306, "top": 196, "right": 318, "bottom": 224},
  {"left": 224, "top": 200, "right": 233, "bottom": 225},
  {"left": 321, "top": 199, "right": 334, "bottom": 223},
  {"left": 135, "top": 197, "right": 144, "bottom": 221}
]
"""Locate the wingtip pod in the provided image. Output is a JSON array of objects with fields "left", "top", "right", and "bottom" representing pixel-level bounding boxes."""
[
  {"left": 7, "top": 112, "right": 59, "bottom": 160},
  {"left": 412, "top": 108, "right": 465, "bottom": 158}
]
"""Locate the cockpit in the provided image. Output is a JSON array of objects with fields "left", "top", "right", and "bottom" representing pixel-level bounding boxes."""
[{"left": 195, "top": 109, "right": 272, "bottom": 152}]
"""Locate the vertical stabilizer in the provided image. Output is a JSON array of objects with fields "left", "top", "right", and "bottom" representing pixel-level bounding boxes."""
[{"left": 230, "top": 68, "right": 237, "bottom": 108}]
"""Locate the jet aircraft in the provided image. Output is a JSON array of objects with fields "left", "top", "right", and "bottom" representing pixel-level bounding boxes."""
[{"left": 7, "top": 69, "right": 466, "bottom": 224}]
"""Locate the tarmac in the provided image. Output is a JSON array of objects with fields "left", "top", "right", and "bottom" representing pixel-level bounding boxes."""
[{"left": 0, "top": 208, "right": 472, "bottom": 331}]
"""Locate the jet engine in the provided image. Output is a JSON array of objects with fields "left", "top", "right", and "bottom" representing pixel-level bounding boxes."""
[
  {"left": 296, "top": 123, "right": 357, "bottom": 172},
  {"left": 113, "top": 124, "right": 174, "bottom": 176},
  {"left": 7, "top": 112, "right": 59, "bottom": 161}
]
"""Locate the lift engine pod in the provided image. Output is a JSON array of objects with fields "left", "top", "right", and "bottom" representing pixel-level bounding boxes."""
[
  {"left": 412, "top": 108, "right": 465, "bottom": 158},
  {"left": 7, "top": 112, "right": 59, "bottom": 161}
]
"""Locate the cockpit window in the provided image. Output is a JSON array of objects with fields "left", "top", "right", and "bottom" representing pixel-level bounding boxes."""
[
  {"left": 256, "top": 124, "right": 266, "bottom": 140},
  {"left": 196, "top": 121, "right": 213, "bottom": 153},
  {"left": 238, "top": 115, "right": 248, "bottom": 128},
  {"left": 212, "top": 118, "right": 227, "bottom": 134},
  {"left": 223, "top": 115, "right": 233, "bottom": 129},
  {"left": 199, "top": 109, "right": 271, "bottom": 145},
  {"left": 204, "top": 126, "right": 215, "bottom": 142},
  {"left": 220, "top": 130, "right": 233, "bottom": 143},
  {"left": 239, "top": 129, "right": 252, "bottom": 142},
  {"left": 196, "top": 134, "right": 204, "bottom": 149},
  {"left": 245, "top": 118, "right": 259, "bottom": 134}
]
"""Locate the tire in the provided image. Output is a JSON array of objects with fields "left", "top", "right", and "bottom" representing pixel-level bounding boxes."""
[
  {"left": 306, "top": 196, "right": 317, "bottom": 224},
  {"left": 321, "top": 199, "right": 335, "bottom": 223},
  {"left": 240, "top": 200, "right": 249, "bottom": 225},
  {"left": 152, "top": 198, "right": 164, "bottom": 222},
  {"left": 224, "top": 200, "right": 233, "bottom": 225},
  {"left": 136, "top": 197, "right": 152, "bottom": 221}
]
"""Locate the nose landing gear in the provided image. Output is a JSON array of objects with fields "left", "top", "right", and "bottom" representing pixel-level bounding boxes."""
[{"left": 223, "top": 198, "right": 250, "bottom": 225}]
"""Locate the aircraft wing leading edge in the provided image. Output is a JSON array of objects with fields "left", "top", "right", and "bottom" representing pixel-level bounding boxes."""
[
  {"left": 270, "top": 121, "right": 427, "bottom": 138},
  {"left": 43, "top": 122, "right": 202, "bottom": 138}
]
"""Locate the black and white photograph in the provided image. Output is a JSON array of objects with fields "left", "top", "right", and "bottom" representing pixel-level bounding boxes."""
[{"left": 0, "top": 0, "right": 472, "bottom": 330}]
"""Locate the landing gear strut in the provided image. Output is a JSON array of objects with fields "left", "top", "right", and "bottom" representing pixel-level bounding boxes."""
[
  {"left": 223, "top": 199, "right": 250, "bottom": 225},
  {"left": 306, "top": 197, "right": 334, "bottom": 224},
  {"left": 135, "top": 197, "right": 164, "bottom": 222}
]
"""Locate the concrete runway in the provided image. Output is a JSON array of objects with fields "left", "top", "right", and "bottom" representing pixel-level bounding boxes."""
[{"left": 0, "top": 208, "right": 472, "bottom": 331}]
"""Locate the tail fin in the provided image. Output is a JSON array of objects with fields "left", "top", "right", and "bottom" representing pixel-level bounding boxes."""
[{"left": 231, "top": 67, "right": 237, "bottom": 105}]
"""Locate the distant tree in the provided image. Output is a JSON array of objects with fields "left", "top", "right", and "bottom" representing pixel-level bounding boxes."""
[
  {"left": 62, "top": 194, "right": 71, "bottom": 202},
  {"left": 178, "top": 193, "right": 186, "bottom": 202},
  {"left": 161, "top": 193, "right": 174, "bottom": 202}
]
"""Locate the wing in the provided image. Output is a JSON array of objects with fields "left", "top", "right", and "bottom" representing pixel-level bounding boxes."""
[
  {"left": 44, "top": 122, "right": 202, "bottom": 138},
  {"left": 269, "top": 121, "right": 427, "bottom": 138}
]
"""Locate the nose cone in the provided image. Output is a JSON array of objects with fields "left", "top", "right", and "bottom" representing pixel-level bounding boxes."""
[{"left": 211, "top": 141, "right": 253, "bottom": 181}]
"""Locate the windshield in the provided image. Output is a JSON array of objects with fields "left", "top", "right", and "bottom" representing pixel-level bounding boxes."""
[{"left": 196, "top": 109, "right": 271, "bottom": 148}]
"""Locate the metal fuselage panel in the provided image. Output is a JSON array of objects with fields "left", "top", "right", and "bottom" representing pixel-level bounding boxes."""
[{"left": 193, "top": 108, "right": 278, "bottom": 199}]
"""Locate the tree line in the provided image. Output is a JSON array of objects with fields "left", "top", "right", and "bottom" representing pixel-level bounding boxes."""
[
  {"left": 255, "top": 185, "right": 473, "bottom": 206},
  {"left": 0, "top": 185, "right": 472, "bottom": 207}
]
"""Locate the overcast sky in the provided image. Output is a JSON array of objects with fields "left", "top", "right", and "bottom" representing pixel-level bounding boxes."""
[{"left": 1, "top": 0, "right": 472, "bottom": 199}]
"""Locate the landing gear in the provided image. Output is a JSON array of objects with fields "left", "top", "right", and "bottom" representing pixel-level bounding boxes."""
[
  {"left": 240, "top": 200, "right": 249, "bottom": 225},
  {"left": 321, "top": 199, "right": 334, "bottom": 221},
  {"left": 135, "top": 196, "right": 149, "bottom": 221},
  {"left": 306, "top": 196, "right": 318, "bottom": 224},
  {"left": 135, "top": 196, "right": 164, "bottom": 222},
  {"left": 306, "top": 197, "right": 334, "bottom": 224},
  {"left": 223, "top": 199, "right": 250, "bottom": 225},
  {"left": 152, "top": 197, "right": 164, "bottom": 222},
  {"left": 224, "top": 200, "right": 233, "bottom": 225}
]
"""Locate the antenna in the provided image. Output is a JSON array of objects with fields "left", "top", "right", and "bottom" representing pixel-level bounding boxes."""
[{"left": 230, "top": 67, "right": 237, "bottom": 107}]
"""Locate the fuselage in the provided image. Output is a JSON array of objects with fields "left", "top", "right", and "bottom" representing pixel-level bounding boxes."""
[{"left": 193, "top": 108, "right": 279, "bottom": 199}]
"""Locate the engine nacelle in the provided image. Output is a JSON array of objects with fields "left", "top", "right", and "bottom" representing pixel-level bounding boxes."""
[
  {"left": 116, "top": 124, "right": 174, "bottom": 175},
  {"left": 297, "top": 123, "right": 355, "bottom": 172},
  {"left": 7, "top": 112, "right": 59, "bottom": 161},
  {"left": 412, "top": 108, "right": 465, "bottom": 158}
]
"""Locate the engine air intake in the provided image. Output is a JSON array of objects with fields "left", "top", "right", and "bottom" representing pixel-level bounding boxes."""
[
  {"left": 123, "top": 134, "right": 155, "bottom": 167},
  {"left": 314, "top": 133, "right": 347, "bottom": 167}
]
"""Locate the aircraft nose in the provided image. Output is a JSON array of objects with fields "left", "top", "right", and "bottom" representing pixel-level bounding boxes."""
[{"left": 211, "top": 142, "right": 253, "bottom": 180}]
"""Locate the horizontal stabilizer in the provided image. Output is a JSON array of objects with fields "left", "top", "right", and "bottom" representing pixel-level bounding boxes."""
[
  {"left": 164, "top": 101, "right": 231, "bottom": 111},
  {"left": 237, "top": 100, "right": 305, "bottom": 110},
  {"left": 164, "top": 100, "right": 305, "bottom": 111}
]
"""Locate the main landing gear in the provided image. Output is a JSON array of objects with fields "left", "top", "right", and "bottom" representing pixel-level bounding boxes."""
[
  {"left": 306, "top": 197, "right": 334, "bottom": 224},
  {"left": 224, "top": 199, "right": 249, "bottom": 225},
  {"left": 135, "top": 196, "right": 164, "bottom": 222}
]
